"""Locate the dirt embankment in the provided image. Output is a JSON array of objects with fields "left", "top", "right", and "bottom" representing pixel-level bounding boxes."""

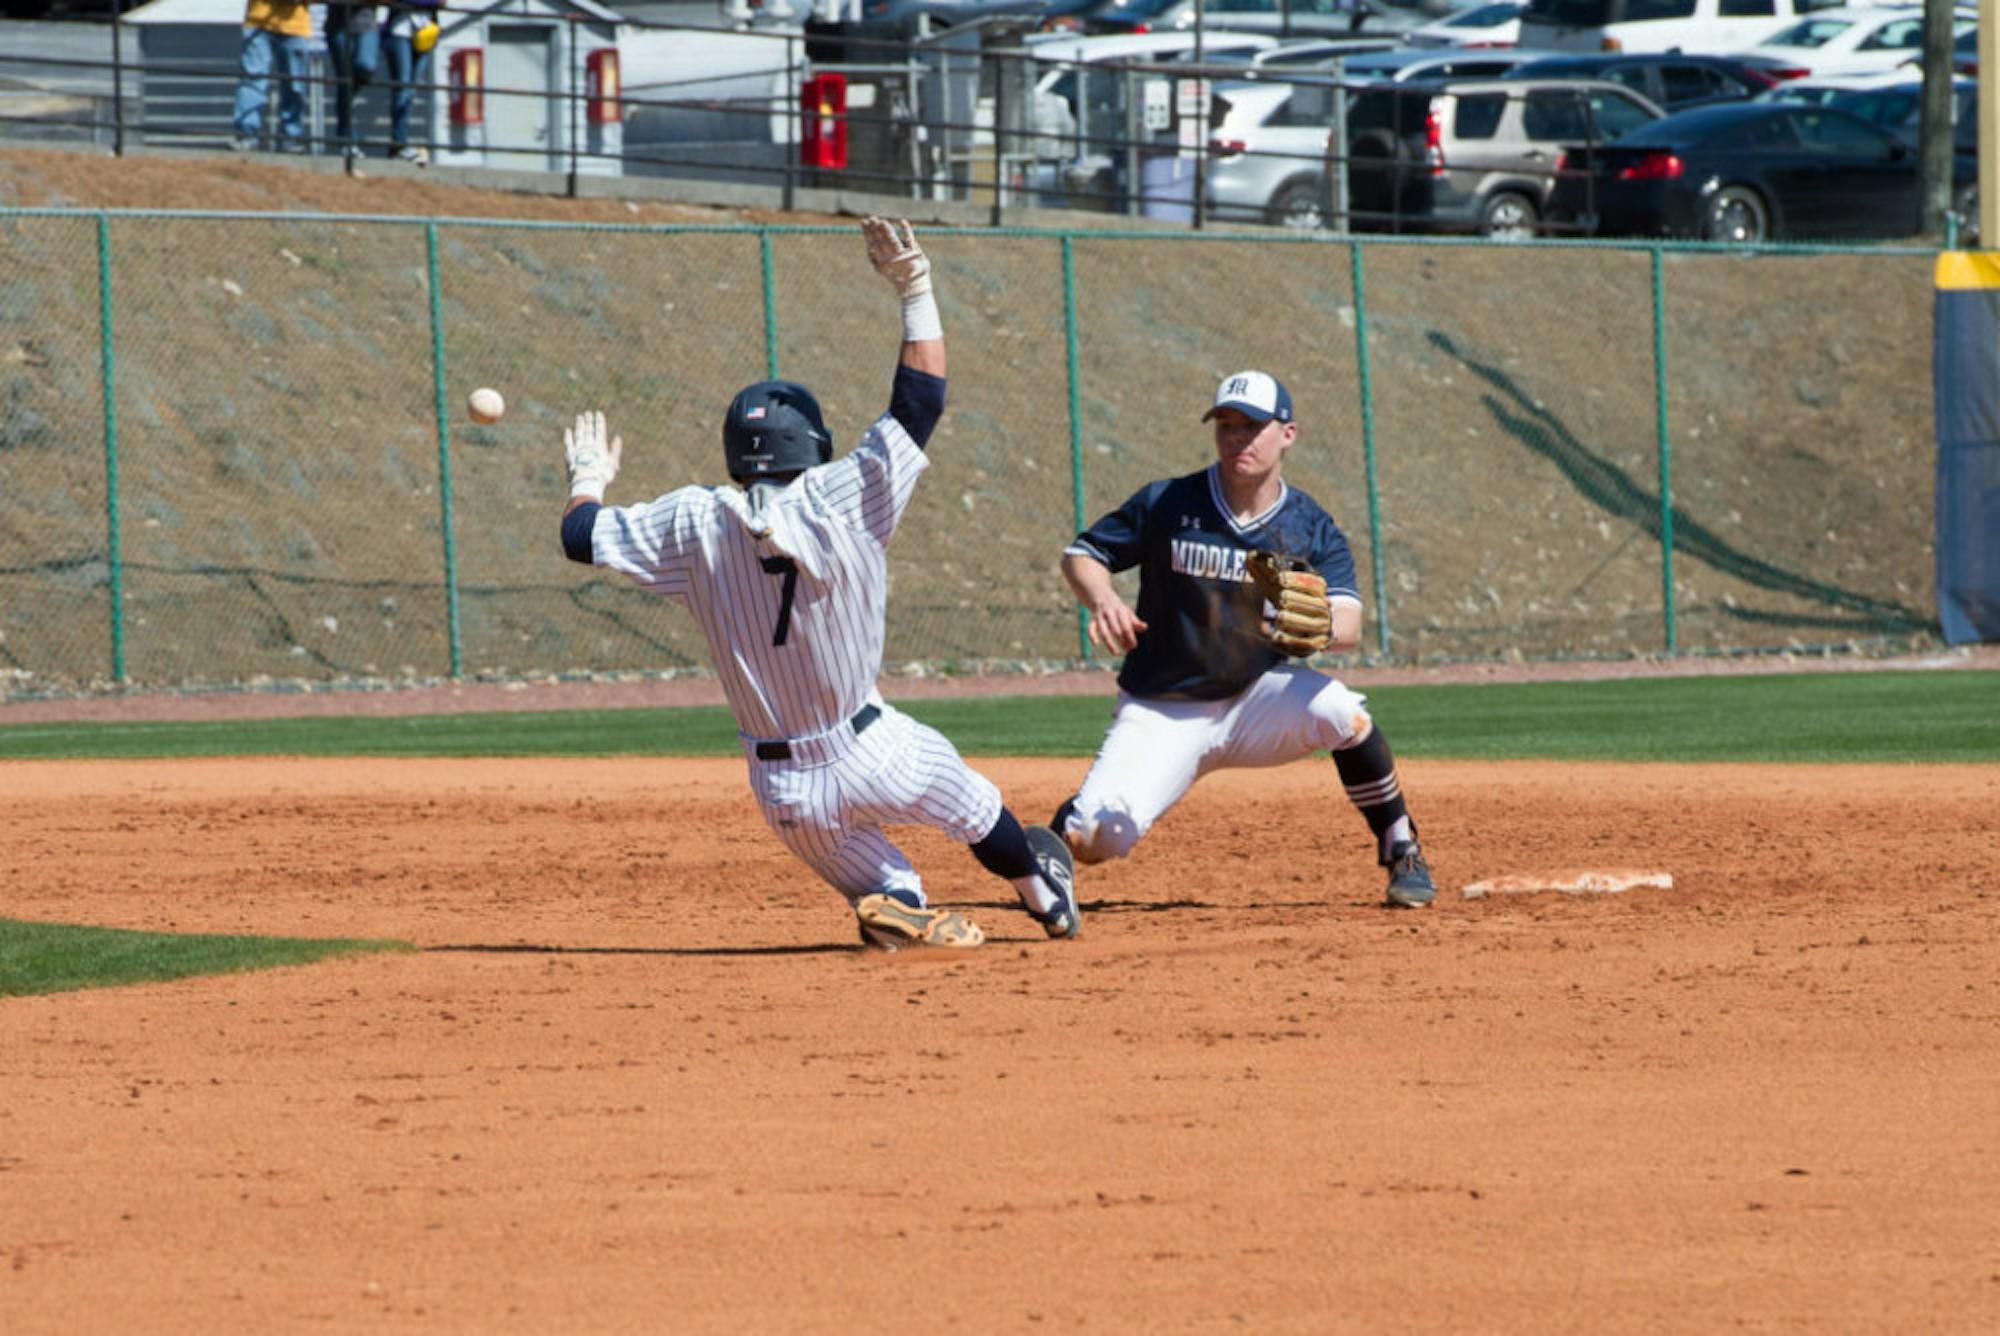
[{"left": 0, "top": 145, "right": 1961, "bottom": 704}]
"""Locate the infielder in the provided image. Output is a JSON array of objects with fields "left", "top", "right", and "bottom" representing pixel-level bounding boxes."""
[
  {"left": 1052, "top": 370, "right": 1436, "bottom": 908},
  {"left": 556, "top": 218, "right": 1078, "bottom": 950}
]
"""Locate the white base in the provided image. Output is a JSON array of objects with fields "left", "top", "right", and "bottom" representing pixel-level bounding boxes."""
[{"left": 1460, "top": 869, "right": 1675, "bottom": 900}]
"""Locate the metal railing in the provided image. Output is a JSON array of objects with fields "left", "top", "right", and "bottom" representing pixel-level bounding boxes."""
[{"left": 4, "top": 12, "right": 1964, "bottom": 240}]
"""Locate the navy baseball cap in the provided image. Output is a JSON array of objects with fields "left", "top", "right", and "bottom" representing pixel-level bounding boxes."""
[{"left": 1202, "top": 370, "right": 1293, "bottom": 424}]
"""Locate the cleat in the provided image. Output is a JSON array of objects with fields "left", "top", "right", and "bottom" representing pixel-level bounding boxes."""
[
  {"left": 1023, "top": 825, "right": 1080, "bottom": 939},
  {"left": 855, "top": 892, "right": 983, "bottom": 951},
  {"left": 1383, "top": 841, "right": 1435, "bottom": 909}
]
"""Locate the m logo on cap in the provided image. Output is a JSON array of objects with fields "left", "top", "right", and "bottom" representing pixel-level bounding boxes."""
[{"left": 1202, "top": 369, "right": 1293, "bottom": 425}]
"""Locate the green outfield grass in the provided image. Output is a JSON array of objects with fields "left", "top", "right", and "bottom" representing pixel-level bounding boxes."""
[
  {"left": 0, "top": 918, "right": 412, "bottom": 997},
  {"left": 0, "top": 670, "right": 1994, "bottom": 764}
]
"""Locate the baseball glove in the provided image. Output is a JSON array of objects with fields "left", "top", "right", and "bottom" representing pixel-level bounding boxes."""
[{"left": 1246, "top": 550, "right": 1333, "bottom": 658}]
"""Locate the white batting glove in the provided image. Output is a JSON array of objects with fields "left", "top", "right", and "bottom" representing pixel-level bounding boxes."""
[
  {"left": 863, "top": 216, "right": 932, "bottom": 300},
  {"left": 563, "top": 409, "right": 622, "bottom": 500}
]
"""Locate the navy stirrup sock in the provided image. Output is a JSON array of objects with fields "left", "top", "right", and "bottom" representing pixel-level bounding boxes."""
[{"left": 970, "top": 808, "right": 1038, "bottom": 880}]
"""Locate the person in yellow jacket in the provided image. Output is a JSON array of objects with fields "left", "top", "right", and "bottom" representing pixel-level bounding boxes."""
[
  {"left": 231, "top": 0, "right": 312, "bottom": 150},
  {"left": 382, "top": 2, "right": 442, "bottom": 164}
]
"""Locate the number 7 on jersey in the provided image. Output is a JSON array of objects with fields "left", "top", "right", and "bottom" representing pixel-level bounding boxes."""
[{"left": 761, "top": 556, "right": 798, "bottom": 646}]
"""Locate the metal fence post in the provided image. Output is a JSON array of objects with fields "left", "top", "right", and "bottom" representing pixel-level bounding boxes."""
[
  {"left": 111, "top": 7, "right": 126, "bottom": 157},
  {"left": 760, "top": 229, "right": 778, "bottom": 378},
  {"left": 991, "top": 50, "right": 1005, "bottom": 227},
  {"left": 566, "top": 20, "right": 581, "bottom": 197},
  {"left": 1062, "top": 233, "right": 1089, "bottom": 659},
  {"left": 95, "top": 212, "right": 124, "bottom": 682},
  {"left": 1330, "top": 59, "right": 1347, "bottom": 235},
  {"left": 1651, "top": 244, "right": 1677, "bottom": 654},
  {"left": 784, "top": 35, "right": 798, "bottom": 214},
  {"left": 1349, "top": 240, "right": 1388, "bottom": 658},
  {"left": 424, "top": 221, "right": 463, "bottom": 679},
  {"left": 906, "top": 56, "right": 922, "bottom": 200},
  {"left": 1124, "top": 67, "right": 1140, "bottom": 219}
]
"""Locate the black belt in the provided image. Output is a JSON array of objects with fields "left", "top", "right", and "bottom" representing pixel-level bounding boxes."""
[{"left": 754, "top": 704, "right": 880, "bottom": 761}]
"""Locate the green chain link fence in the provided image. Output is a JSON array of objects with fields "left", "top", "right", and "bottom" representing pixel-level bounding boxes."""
[{"left": 0, "top": 209, "right": 1943, "bottom": 696}]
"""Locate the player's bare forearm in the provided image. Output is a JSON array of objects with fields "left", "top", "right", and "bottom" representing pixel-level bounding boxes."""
[
  {"left": 899, "top": 335, "right": 944, "bottom": 379},
  {"left": 565, "top": 495, "right": 598, "bottom": 515},
  {"left": 1325, "top": 600, "right": 1362, "bottom": 656},
  {"left": 1063, "top": 552, "right": 1147, "bottom": 653}
]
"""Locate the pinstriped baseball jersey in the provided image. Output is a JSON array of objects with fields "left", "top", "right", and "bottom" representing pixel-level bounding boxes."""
[
  {"left": 590, "top": 412, "right": 925, "bottom": 742},
  {"left": 586, "top": 407, "right": 1003, "bottom": 904}
]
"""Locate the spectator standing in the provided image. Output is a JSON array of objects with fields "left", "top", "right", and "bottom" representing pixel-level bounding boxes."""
[
  {"left": 231, "top": 0, "right": 313, "bottom": 151},
  {"left": 381, "top": 1, "right": 442, "bottom": 164},
  {"left": 324, "top": 3, "right": 381, "bottom": 159}
]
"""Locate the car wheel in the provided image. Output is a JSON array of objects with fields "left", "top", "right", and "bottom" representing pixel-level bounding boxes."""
[
  {"left": 1266, "top": 178, "right": 1327, "bottom": 231},
  {"left": 1703, "top": 186, "right": 1768, "bottom": 244},
  {"left": 1478, "top": 191, "right": 1538, "bottom": 241}
]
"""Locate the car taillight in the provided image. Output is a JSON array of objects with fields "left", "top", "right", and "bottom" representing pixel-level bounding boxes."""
[
  {"left": 1130, "top": 22, "right": 1149, "bottom": 32},
  {"left": 1425, "top": 107, "right": 1445, "bottom": 177},
  {"left": 1556, "top": 150, "right": 1579, "bottom": 174},
  {"left": 1600, "top": 37, "right": 1622, "bottom": 52},
  {"left": 1209, "top": 138, "right": 1247, "bottom": 157},
  {"left": 1616, "top": 151, "right": 1683, "bottom": 182},
  {"left": 1766, "top": 66, "right": 1810, "bottom": 81}
]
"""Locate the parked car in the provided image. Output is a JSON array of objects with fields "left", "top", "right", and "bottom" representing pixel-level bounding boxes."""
[
  {"left": 1204, "top": 78, "right": 1347, "bottom": 226},
  {"left": 1198, "top": 0, "right": 1430, "bottom": 36},
  {"left": 858, "top": 0, "right": 1053, "bottom": 25},
  {"left": 1079, "top": 0, "right": 1426, "bottom": 37},
  {"left": 1026, "top": 27, "right": 1283, "bottom": 152},
  {"left": 1022, "top": 29, "right": 1283, "bottom": 201},
  {"left": 1515, "top": 0, "right": 1861, "bottom": 56},
  {"left": 1735, "top": 7, "right": 1968, "bottom": 81},
  {"left": 1340, "top": 75, "right": 1665, "bottom": 236},
  {"left": 1404, "top": 1, "right": 1527, "bottom": 48},
  {"left": 1821, "top": 77, "right": 1979, "bottom": 148},
  {"left": 1503, "top": 52, "right": 1782, "bottom": 111},
  {"left": 1337, "top": 45, "right": 1543, "bottom": 83},
  {"left": 1235, "top": 36, "right": 1407, "bottom": 66},
  {"left": 1547, "top": 100, "right": 1977, "bottom": 242},
  {"left": 1073, "top": 0, "right": 1202, "bottom": 34},
  {"left": 1037, "top": 0, "right": 1117, "bottom": 30},
  {"left": 1750, "top": 67, "right": 1931, "bottom": 111}
]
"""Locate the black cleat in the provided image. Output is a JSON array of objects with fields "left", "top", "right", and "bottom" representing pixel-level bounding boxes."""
[{"left": 1023, "top": 825, "right": 1080, "bottom": 939}]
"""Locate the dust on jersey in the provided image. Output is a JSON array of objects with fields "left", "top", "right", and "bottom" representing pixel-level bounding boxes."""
[{"left": 1068, "top": 465, "right": 1359, "bottom": 701}]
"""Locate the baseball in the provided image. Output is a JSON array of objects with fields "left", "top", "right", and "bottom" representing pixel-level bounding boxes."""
[{"left": 467, "top": 387, "right": 506, "bottom": 425}]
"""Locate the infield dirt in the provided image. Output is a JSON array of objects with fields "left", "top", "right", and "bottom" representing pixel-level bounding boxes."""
[{"left": 5, "top": 754, "right": 1997, "bottom": 1331}]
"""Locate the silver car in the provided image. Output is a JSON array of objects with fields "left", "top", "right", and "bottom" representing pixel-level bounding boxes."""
[
  {"left": 1201, "top": 48, "right": 1553, "bottom": 229},
  {"left": 1343, "top": 76, "right": 1666, "bottom": 237},
  {"left": 1204, "top": 80, "right": 1344, "bottom": 227}
]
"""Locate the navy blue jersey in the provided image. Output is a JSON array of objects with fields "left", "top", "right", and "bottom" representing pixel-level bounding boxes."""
[{"left": 1068, "top": 466, "right": 1360, "bottom": 701}]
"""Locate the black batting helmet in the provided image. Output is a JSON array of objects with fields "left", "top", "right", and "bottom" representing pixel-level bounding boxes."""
[{"left": 722, "top": 380, "right": 833, "bottom": 484}]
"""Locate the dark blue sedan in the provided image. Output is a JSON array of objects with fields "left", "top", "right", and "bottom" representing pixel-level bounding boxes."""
[{"left": 1548, "top": 101, "right": 1974, "bottom": 244}]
